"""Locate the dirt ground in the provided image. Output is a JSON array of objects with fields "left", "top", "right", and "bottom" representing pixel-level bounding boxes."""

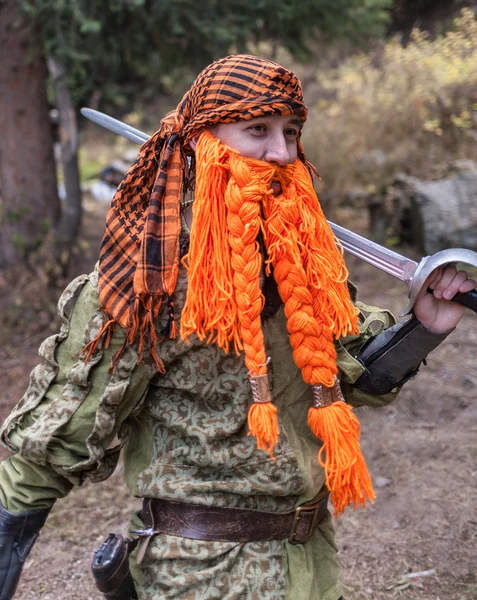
[{"left": 1, "top": 201, "right": 476, "bottom": 600}]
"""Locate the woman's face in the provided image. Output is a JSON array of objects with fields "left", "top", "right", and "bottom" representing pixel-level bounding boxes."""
[
  {"left": 191, "top": 114, "right": 302, "bottom": 167},
  {"left": 213, "top": 114, "right": 302, "bottom": 166}
]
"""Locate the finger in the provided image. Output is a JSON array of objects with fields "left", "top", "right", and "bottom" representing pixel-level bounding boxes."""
[
  {"left": 440, "top": 269, "right": 469, "bottom": 300},
  {"left": 426, "top": 266, "right": 443, "bottom": 291},
  {"left": 433, "top": 265, "right": 458, "bottom": 298},
  {"left": 416, "top": 269, "right": 438, "bottom": 302},
  {"left": 457, "top": 278, "right": 476, "bottom": 294},
  {"left": 415, "top": 268, "right": 441, "bottom": 305}
]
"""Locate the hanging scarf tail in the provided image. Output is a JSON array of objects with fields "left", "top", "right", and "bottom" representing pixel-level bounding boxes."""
[
  {"left": 95, "top": 131, "right": 182, "bottom": 375},
  {"left": 77, "top": 315, "right": 116, "bottom": 363},
  {"left": 131, "top": 296, "right": 167, "bottom": 374},
  {"left": 161, "top": 296, "right": 178, "bottom": 339}
]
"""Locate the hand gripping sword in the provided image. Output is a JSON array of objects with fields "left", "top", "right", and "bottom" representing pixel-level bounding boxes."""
[{"left": 81, "top": 107, "right": 477, "bottom": 316}]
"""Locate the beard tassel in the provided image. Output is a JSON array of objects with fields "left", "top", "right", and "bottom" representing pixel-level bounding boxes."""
[
  {"left": 248, "top": 374, "right": 280, "bottom": 458},
  {"left": 308, "top": 380, "right": 375, "bottom": 516}
]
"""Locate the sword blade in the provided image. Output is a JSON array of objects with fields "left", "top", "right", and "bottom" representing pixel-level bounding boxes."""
[
  {"left": 81, "top": 107, "right": 477, "bottom": 316},
  {"left": 328, "top": 222, "right": 417, "bottom": 283},
  {"left": 80, "top": 108, "right": 149, "bottom": 145}
]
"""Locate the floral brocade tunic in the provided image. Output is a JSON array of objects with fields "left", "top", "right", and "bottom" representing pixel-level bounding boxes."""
[{"left": 0, "top": 265, "right": 399, "bottom": 600}]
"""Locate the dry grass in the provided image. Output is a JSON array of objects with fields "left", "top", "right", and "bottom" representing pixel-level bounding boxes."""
[{"left": 298, "top": 9, "right": 477, "bottom": 203}]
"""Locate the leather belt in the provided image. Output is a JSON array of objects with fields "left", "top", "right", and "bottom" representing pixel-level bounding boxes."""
[{"left": 134, "top": 487, "right": 329, "bottom": 559}]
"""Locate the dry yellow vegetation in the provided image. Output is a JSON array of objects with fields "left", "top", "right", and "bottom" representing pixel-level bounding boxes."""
[{"left": 301, "top": 9, "right": 477, "bottom": 201}]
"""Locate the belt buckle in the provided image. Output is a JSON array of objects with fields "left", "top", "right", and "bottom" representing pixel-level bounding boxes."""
[{"left": 288, "top": 501, "right": 322, "bottom": 545}]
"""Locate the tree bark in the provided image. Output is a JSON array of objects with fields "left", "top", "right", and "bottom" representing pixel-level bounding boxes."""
[
  {"left": 48, "top": 57, "right": 82, "bottom": 251},
  {"left": 0, "top": 0, "right": 60, "bottom": 269}
]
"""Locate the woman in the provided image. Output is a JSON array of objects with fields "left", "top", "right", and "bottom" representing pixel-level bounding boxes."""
[{"left": 0, "top": 54, "right": 473, "bottom": 600}]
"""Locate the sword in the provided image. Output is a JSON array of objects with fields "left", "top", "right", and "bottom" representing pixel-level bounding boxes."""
[{"left": 81, "top": 107, "right": 477, "bottom": 316}]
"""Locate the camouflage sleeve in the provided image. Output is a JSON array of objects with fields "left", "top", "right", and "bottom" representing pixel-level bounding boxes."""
[
  {"left": 335, "top": 282, "right": 402, "bottom": 408},
  {"left": 0, "top": 270, "right": 153, "bottom": 512}
]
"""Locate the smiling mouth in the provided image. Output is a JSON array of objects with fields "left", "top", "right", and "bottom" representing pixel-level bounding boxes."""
[{"left": 270, "top": 180, "right": 282, "bottom": 196}]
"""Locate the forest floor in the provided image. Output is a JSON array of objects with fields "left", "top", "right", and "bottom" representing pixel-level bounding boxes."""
[{"left": 0, "top": 197, "right": 476, "bottom": 600}]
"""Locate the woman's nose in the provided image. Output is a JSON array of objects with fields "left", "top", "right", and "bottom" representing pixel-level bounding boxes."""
[{"left": 263, "top": 133, "right": 293, "bottom": 166}]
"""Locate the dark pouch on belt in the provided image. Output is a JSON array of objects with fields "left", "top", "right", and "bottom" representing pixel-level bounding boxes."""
[{"left": 91, "top": 533, "right": 139, "bottom": 600}]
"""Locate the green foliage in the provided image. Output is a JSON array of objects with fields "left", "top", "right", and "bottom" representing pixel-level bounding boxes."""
[
  {"left": 78, "top": 149, "right": 106, "bottom": 181},
  {"left": 301, "top": 8, "right": 477, "bottom": 200},
  {"left": 7, "top": 207, "right": 30, "bottom": 223},
  {"left": 10, "top": 232, "right": 26, "bottom": 255},
  {"left": 20, "top": 0, "right": 393, "bottom": 110}
]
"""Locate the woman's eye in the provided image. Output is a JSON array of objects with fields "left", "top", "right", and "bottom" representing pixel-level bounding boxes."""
[
  {"left": 285, "top": 128, "right": 299, "bottom": 137},
  {"left": 249, "top": 124, "right": 267, "bottom": 133}
]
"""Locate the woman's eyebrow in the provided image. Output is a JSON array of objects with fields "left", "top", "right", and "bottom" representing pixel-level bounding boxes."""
[{"left": 288, "top": 117, "right": 303, "bottom": 128}]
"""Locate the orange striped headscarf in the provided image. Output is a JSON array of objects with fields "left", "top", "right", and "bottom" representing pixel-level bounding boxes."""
[{"left": 90, "top": 54, "right": 375, "bottom": 515}]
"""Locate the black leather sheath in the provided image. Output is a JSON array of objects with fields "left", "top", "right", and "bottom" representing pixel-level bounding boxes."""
[{"left": 91, "top": 533, "right": 138, "bottom": 600}]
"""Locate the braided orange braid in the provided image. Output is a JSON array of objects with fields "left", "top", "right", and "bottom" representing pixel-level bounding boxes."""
[
  {"left": 182, "top": 134, "right": 279, "bottom": 454},
  {"left": 263, "top": 162, "right": 374, "bottom": 515},
  {"left": 226, "top": 152, "right": 279, "bottom": 455},
  {"left": 264, "top": 224, "right": 338, "bottom": 386}
]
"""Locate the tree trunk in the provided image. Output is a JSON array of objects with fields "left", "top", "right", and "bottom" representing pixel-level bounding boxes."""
[
  {"left": 48, "top": 57, "right": 82, "bottom": 268},
  {"left": 0, "top": 0, "right": 60, "bottom": 269}
]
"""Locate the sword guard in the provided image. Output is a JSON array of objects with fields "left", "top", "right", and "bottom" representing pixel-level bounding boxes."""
[{"left": 403, "top": 248, "right": 477, "bottom": 316}]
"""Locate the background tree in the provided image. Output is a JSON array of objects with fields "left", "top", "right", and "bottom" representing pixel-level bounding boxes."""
[
  {"left": 0, "top": 0, "right": 60, "bottom": 270},
  {"left": 389, "top": 0, "right": 477, "bottom": 39}
]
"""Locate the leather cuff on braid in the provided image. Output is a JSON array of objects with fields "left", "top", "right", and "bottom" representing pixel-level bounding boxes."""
[
  {"left": 0, "top": 502, "right": 51, "bottom": 600},
  {"left": 354, "top": 316, "right": 453, "bottom": 395}
]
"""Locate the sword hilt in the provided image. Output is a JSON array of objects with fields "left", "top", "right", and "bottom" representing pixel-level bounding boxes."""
[{"left": 427, "top": 287, "right": 477, "bottom": 314}]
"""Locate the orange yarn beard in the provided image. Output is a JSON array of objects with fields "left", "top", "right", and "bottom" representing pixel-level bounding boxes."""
[
  {"left": 181, "top": 131, "right": 374, "bottom": 515},
  {"left": 181, "top": 131, "right": 358, "bottom": 360}
]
